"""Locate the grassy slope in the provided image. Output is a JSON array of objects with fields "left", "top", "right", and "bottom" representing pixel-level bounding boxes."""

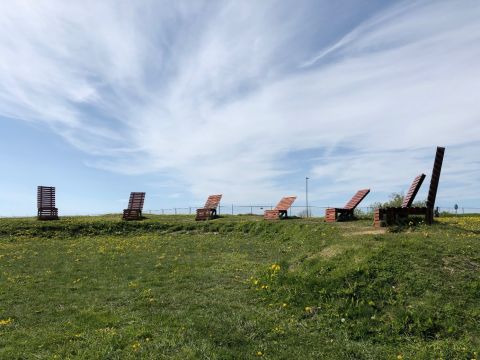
[{"left": 0, "top": 215, "right": 479, "bottom": 359}]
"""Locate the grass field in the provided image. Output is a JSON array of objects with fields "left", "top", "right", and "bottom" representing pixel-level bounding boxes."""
[{"left": 0, "top": 214, "right": 479, "bottom": 359}]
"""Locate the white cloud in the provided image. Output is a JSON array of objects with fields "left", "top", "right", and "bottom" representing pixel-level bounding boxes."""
[{"left": 0, "top": 0, "right": 479, "bottom": 206}]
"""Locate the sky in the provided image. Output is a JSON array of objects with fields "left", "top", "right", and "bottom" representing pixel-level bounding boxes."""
[{"left": 0, "top": 0, "right": 479, "bottom": 216}]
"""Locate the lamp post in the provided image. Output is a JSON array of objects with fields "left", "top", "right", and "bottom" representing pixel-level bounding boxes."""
[{"left": 305, "top": 176, "right": 309, "bottom": 218}]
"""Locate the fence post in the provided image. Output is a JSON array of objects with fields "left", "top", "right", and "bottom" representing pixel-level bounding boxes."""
[
  {"left": 162, "top": 209, "right": 164, "bottom": 215},
  {"left": 232, "top": 204, "right": 234, "bottom": 215},
  {"left": 174, "top": 208, "right": 177, "bottom": 215}
]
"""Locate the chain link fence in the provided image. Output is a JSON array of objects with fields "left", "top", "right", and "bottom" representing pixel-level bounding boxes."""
[
  {"left": 1, "top": 206, "right": 479, "bottom": 218},
  {"left": 144, "top": 205, "right": 480, "bottom": 217}
]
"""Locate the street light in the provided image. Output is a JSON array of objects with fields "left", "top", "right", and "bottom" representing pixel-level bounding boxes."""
[{"left": 305, "top": 177, "right": 309, "bottom": 218}]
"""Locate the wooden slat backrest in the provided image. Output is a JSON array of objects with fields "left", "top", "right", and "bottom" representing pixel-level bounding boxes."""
[
  {"left": 204, "top": 194, "right": 222, "bottom": 210},
  {"left": 37, "top": 186, "right": 56, "bottom": 209},
  {"left": 127, "top": 192, "right": 145, "bottom": 211},
  {"left": 426, "top": 146, "right": 445, "bottom": 210},
  {"left": 344, "top": 189, "right": 370, "bottom": 210},
  {"left": 401, "top": 174, "right": 426, "bottom": 208},
  {"left": 274, "top": 196, "right": 297, "bottom": 211}
]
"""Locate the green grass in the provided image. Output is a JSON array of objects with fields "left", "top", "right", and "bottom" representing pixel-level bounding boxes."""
[{"left": 0, "top": 214, "right": 479, "bottom": 359}]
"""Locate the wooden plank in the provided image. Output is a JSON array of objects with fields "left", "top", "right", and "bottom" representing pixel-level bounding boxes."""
[
  {"left": 264, "top": 210, "right": 281, "bottom": 220},
  {"left": 196, "top": 208, "right": 213, "bottom": 221},
  {"left": 426, "top": 146, "right": 445, "bottom": 210},
  {"left": 204, "top": 194, "right": 222, "bottom": 210},
  {"left": 274, "top": 196, "right": 296, "bottom": 211},
  {"left": 343, "top": 189, "right": 370, "bottom": 210},
  {"left": 127, "top": 192, "right": 146, "bottom": 211},
  {"left": 325, "top": 208, "right": 336, "bottom": 222},
  {"left": 401, "top": 174, "right": 426, "bottom": 208}
]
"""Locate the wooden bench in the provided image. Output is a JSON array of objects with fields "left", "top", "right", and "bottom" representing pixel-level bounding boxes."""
[
  {"left": 325, "top": 189, "right": 370, "bottom": 222},
  {"left": 374, "top": 147, "right": 445, "bottom": 227},
  {"left": 123, "top": 192, "right": 146, "bottom": 220},
  {"left": 264, "top": 196, "right": 297, "bottom": 220},
  {"left": 196, "top": 194, "right": 222, "bottom": 221},
  {"left": 37, "top": 186, "right": 59, "bottom": 220},
  {"left": 374, "top": 174, "right": 426, "bottom": 227}
]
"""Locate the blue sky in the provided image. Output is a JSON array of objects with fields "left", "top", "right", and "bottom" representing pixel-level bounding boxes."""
[{"left": 1, "top": 0, "right": 480, "bottom": 216}]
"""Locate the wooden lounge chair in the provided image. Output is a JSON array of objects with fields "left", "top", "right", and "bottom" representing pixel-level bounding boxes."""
[
  {"left": 196, "top": 194, "right": 222, "bottom": 221},
  {"left": 264, "top": 196, "right": 297, "bottom": 220},
  {"left": 37, "top": 186, "right": 59, "bottom": 220},
  {"left": 122, "top": 192, "right": 145, "bottom": 220},
  {"left": 374, "top": 146, "right": 445, "bottom": 227},
  {"left": 325, "top": 189, "right": 370, "bottom": 222}
]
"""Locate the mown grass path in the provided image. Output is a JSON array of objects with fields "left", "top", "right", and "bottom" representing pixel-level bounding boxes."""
[{"left": 0, "top": 215, "right": 479, "bottom": 359}]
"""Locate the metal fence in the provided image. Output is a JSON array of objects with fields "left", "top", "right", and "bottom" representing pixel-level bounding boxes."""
[
  {"left": 1, "top": 206, "right": 479, "bottom": 218},
  {"left": 144, "top": 205, "right": 480, "bottom": 217}
]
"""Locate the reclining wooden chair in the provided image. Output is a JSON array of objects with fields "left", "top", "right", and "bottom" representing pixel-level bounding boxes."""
[
  {"left": 196, "top": 194, "right": 222, "bottom": 221},
  {"left": 374, "top": 146, "right": 445, "bottom": 227},
  {"left": 264, "top": 196, "right": 297, "bottom": 220},
  {"left": 37, "top": 186, "right": 59, "bottom": 220},
  {"left": 122, "top": 192, "right": 146, "bottom": 220},
  {"left": 325, "top": 189, "right": 370, "bottom": 222}
]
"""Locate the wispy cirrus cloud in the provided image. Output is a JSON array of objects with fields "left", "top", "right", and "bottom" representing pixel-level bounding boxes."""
[{"left": 0, "top": 0, "right": 479, "bottom": 206}]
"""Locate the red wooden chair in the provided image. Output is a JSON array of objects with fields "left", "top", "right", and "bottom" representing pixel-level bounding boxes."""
[
  {"left": 374, "top": 146, "right": 445, "bottom": 227},
  {"left": 325, "top": 189, "right": 370, "bottom": 222},
  {"left": 264, "top": 196, "right": 297, "bottom": 220},
  {"left": 123, "top": 192, "right": 146, "bottom": 220},
  {"left": 196, "top": 194, "right": 222, "bottom": 220},
  {"left": 37, "top": 186, "right": 59, "bottom": 220}
]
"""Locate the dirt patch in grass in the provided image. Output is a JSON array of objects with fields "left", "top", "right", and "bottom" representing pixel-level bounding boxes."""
[
  {"left": 308, "top": 244, "right": 359, "bottom": 260},
  {"left": 344, "top": 228, "right": 387, "bottom": 236},
  {"left": 443, "top": 256, "right": 480, "bottom": 274},
  {"left": 318, "top": 245, "right": 344, "bottom": 258}
]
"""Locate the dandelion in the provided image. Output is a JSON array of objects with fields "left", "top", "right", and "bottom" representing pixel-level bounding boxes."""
[
  {"left": 270, "top": 264, "right": 281, "bottom": 272},
  {"left": 282, "top": 303, "right": 288, "bottom": 308},
  {"left": 0, "top": 318, "right": 13, "bottom": 326},
  {"left": 305, "top": 306, "right": 312, "bottom": 312},
  {"left": 256, "top": 351, "right": 263, "bottom": 357},
  {"left": 397, "top": 355, "right": 403, "bottom": 360},
  {"left": 341, "top": 318, "right": 345, "bottom": 323},
  {"left": 132, "top": 342, "right": 141, "bottom": 351}
]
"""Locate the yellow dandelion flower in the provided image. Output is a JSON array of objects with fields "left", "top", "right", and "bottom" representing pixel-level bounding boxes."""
[
  {"left": 270, "top": 263, "right": 281, "bottom": 272},
  {"left": 0, "top": 318, "right": 13, "bottom": 326}
]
